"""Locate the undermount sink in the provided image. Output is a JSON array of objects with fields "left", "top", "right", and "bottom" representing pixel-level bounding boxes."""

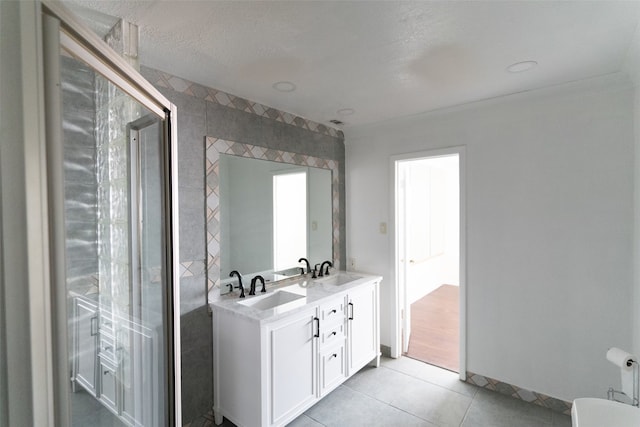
[
  {"left": 237, "top": 290, "right": 305, "bottom": 311},
  {"left": 572, "top": 398, "right": 640, "bottom": 427},
  {"left": 313, "top": 273, "right": 363, "bottom": 286}
]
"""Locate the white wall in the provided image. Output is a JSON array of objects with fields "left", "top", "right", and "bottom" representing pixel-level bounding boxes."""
[
  {"left": 346, "top": 75, "right": 634, "bottom": 401},
  {"left": 631, "top": 57, "right": 640, "bottom": 366},
  {"left": 623, "top": 17, "right": 640, "bottom": 361}
]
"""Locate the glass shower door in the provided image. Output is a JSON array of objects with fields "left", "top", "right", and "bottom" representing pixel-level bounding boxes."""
[
  {"left": 61, "top": 50, "right": 167, "bottom": 427},
  {"left": 44, "top": 7, "right": 178, "bottom": 424}
]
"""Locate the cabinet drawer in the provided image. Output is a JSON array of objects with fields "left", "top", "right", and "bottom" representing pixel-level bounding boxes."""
[
  {"left": 99, "top": 337, "right": 117, "bottom": 363},
  {"left": 320, "top": 344, "right": 346, "bottom": 396},
  {"left": 320, "top": 298, "right": 345, "bottom": 325},
  {"left": 320, "top": 322, "right": 345, "bottom": 348},
  {"left": 98, "top": 313, "right": 114, "bottom": 336}
]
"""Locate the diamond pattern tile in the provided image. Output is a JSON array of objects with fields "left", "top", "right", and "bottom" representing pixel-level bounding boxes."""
[
  {"left": 147, "top": 70, "right": 342, "bottom": 138},
  {"left": 205, "top": 137, "right": 341, "bottom": 291},
  {"left": 466, "top": 371, "right": 572, "bottom": 415}
]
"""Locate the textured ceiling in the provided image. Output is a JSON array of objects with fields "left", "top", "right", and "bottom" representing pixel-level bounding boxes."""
[{"left": 63, "top": 1, "right": 640, "bottom": 129}]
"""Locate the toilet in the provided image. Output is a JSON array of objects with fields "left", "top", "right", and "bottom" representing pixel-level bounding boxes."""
[{"left": 571, "top": 398, "right": 640, "bottom": 427}]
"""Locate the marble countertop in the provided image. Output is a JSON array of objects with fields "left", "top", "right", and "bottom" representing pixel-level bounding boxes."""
[
  {"left": 209, "top": 271, "right": 382, "bottom": 324},
  {"left": 70, "top": 290, "right": 164, "bottom": 330}
]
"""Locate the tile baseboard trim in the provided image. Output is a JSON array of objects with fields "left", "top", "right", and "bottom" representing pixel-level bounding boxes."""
[{"left": 465, "top": 371, "right": 572, "bottom": 415}]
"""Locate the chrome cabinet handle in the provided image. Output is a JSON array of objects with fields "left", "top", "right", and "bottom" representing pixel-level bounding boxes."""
[
  {"left": 348, "top": 302, "right": 354, "bottom": 320},
  {"left": 313, "top": 317, "right": 320, "bottom": 338}
]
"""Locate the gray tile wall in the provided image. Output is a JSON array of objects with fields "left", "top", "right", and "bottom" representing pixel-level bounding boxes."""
[
  {"left": 61, "top": 56, "right": 99, "bottom": 295},
  {"left": 140, "top": 66, "right": 346, "bottom": 425}
]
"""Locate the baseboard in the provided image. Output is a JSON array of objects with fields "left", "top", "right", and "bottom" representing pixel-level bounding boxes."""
[{"left": 466, "top": 371, "right": 572, "bottom": 415}]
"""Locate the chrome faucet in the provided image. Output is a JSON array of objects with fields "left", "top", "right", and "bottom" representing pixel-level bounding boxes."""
[
  {"left": 250, "top": 275, "right": 266, "bottom": 295},
  {"left": 319, "top": 260, "right": 333, "bottom": 277},
  {"left": 229, "top": 270, "right": 244, "bottom": 298}
]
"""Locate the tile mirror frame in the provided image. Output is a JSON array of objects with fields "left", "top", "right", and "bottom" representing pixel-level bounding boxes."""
[{"left": 205, "top": 136, "right": 340, "bottom": 291}]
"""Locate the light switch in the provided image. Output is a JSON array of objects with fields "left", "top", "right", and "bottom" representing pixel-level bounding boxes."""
[
  {"left": 311, "top": 220, "right": 318, "bottom": 231},
  {"left": 379, "top": 222, "right": 387, "bottom": 234}
]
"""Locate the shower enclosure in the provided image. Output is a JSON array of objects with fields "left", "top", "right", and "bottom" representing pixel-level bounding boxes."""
[{"left": 42, "top": 3, "right": 180, "bottom": 426}]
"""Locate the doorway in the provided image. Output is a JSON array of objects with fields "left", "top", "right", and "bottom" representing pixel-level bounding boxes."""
[{"left": 393, "top": 148, "right": 465, "bottom": 376}]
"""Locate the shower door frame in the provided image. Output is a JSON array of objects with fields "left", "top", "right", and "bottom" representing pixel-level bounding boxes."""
[{"left": 41, "top": 2, "right": 181, "bottom": 426}]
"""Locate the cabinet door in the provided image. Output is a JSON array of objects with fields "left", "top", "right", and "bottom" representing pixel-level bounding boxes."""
[
  {"left": 73, "top": 298, "right": 98, "bottom": 396},
  {"left": 320, "top": 344, "right": 346, "bottom": 396},
  {"left": 348, "top": 283, "right": 378, "bottom": 374},
  {"left": 99, "top": 358, "right": 118, "bottom": 414},
  {"left": 268, "top": 307, "right": 318, "bottom": 425}
]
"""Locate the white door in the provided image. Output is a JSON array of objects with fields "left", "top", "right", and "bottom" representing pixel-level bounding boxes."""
[
  {"left": 398, "top": 161, "right": 432, "bottom": 353},
  {"left": 397, "top": 165, "right": 412, "bottom": 353}
]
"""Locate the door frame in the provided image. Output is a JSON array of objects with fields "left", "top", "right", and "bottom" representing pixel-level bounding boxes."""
[{"left": 389, "top": 146, "right": 467, "bottom": 380}]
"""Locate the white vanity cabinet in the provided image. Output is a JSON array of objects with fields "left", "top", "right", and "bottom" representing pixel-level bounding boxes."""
[
  {"left": 212, "top": 275, "right": 380, "bottom": 427},
  {"left": 71, "top": 296, "right": 158, "bottom": 427},
  {"left": 347, "top": 282, "right": 379, "bottom": 375}
]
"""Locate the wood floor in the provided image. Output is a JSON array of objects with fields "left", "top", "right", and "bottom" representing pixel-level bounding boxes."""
[{"left": 405, "top": 284, "right": 459, "bottom": 372}]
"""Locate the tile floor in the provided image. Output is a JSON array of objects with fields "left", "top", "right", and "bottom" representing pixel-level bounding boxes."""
[
  {"left": 212, "top": 356, "right": 572, "bottom": 427},
  {"left": 71, "top": 388, "right": 126, "bottom": 427}
]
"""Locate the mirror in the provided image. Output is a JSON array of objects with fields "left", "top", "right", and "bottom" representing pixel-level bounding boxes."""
[{"left": 219, "top": 154, "right": 333, "bottom": 288}]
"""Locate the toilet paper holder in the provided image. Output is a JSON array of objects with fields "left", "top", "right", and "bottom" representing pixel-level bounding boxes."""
[{"left": 607, "top": 360, "right": 639, "bottom": 407}]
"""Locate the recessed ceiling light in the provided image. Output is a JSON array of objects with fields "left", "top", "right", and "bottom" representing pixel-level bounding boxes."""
[
  {"left": 337, "top": 108, "right": 355, "bottom": 116},
  {"left": 506, "top": 61, "right": 538, "bottom": 73},
  {"left": 272, "top": 81, "right": 296, "bottom": 92}
]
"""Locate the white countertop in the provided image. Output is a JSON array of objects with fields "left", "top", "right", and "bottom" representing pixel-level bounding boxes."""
[{"left": 209, "top": 271, "right": 382, "bottom": 323}]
